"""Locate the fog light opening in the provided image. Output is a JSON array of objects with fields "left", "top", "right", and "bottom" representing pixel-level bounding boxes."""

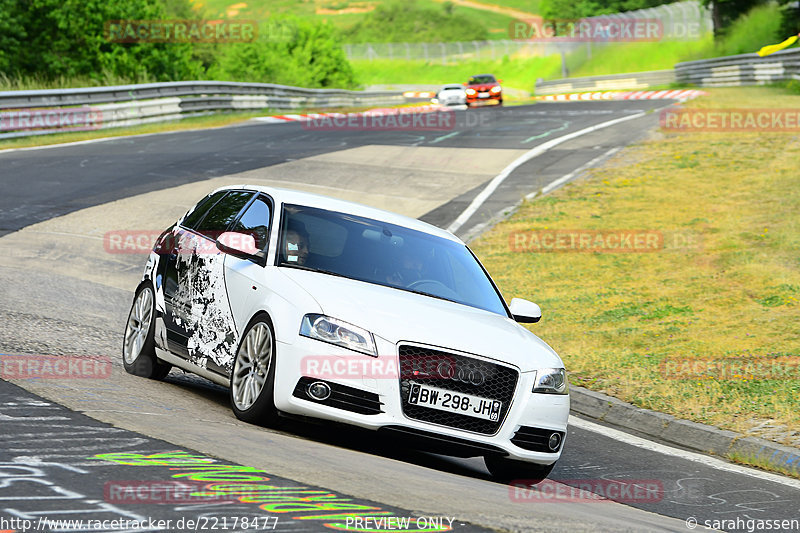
[
  {"left": 548, "top": 432, "right": 562, "bottom": 451},
  {"left": 306, "top": 381, "right": 331, "bottom": 401}
]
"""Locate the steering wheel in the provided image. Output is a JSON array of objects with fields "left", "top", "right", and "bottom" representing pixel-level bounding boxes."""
[{"left": 407, "top": 279, "right": 451, "bottom": 292}]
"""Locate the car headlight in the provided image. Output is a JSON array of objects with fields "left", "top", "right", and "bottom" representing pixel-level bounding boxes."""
[
  {"left": 490, "top": 85, "right": 501, "bottom": 93},
  {"left": 466, "top": 88, "right": 476, "bottom": 95},
  {"left": 532, "top": 368, "right": 568, "bottom": 394},
  {"left": 300, "top": 314, "right": 377, "bottom": 357}
]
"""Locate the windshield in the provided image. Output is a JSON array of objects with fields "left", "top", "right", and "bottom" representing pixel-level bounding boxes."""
[
  {"left": 277, "top": 204, "right": 508, "bottom": 316},
  {"left": 468, "top": 75, "right": 496, "bottom": 85}
]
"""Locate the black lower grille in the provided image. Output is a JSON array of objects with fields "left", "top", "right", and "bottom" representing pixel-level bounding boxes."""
[
  {"left": 293, "top": 377, "right": 383, "bottom": 415},
  {"left": 398, "top": 344, "right": 518, "bottom": 435},
  {"left": 511, "top": 426, "right": 564, "bottom": 452},
  {"left": 378, "top": 426, "right": 507, "bottom": 457}
]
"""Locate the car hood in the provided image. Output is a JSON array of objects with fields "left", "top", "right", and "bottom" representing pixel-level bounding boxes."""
[
  {"left": 281, "top": 269, "right": 562, "bottom": 372},
  {"left": 468, "top": 84, "right": 499, "bottom": 91}
]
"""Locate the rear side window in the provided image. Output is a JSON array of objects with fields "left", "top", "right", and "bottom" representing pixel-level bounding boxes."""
[
  {"left": 194, "top": 191, "right": 254, "bottom": 238},
  {"left": 181, "top": 191, "right": 226, "bottom": 230},
  {"left": 232, "top": 195, "right": 272, "bottom": 251}
]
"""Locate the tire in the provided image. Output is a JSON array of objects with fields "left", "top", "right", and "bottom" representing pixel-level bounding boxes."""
[
  {"left": 122, "top": 283, "right": 172, "bottom": 380},
  {"left": 484, "top": 455, "right": 555, "bottom": 484},
  {"left": 230, "top": 314, "right": 280, "bottom": 426}
]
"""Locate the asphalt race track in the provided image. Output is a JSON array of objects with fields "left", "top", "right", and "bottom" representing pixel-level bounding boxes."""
[{"left": 1, "top": 102, "right": 799, "bottom": 533}]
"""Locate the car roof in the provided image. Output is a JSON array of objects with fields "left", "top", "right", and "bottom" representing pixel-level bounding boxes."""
[
  {"left": 469, "top": 74, "right": 496, "bottom": 80},
  {"left": 212, "top": 184, "right": 464, "bottom": 244},
  {"left": 442, "top": 84, "right": 464, "bottom": 89}
]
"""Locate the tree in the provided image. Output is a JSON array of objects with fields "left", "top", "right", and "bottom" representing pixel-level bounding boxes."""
[
  {"left": 209, "top": 17, "right": 357, "bottom": 89},
  {"left": 0, "top": 0, "right": 200, "bottom": 81},
  {"left": 702, "top": 0, "right": 768, "bottom": 36},
  {"left": 342, "top": 0, "right": 488, "bottom": 43}
]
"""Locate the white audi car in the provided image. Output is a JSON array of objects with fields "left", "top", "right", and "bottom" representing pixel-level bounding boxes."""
[{"left": 123, "top": 185, "right": 569, "bottom": 481}]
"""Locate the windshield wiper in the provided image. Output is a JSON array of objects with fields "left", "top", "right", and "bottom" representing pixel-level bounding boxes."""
[
  {"left": 399, "top": 287, "right": 453, "bottom": 304},
  {"left": 278, "top": 264, "right": 348, "bottom": 278}
]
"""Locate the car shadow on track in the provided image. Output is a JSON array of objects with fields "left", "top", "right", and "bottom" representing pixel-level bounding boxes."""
[{"left": 162, "top": 369, "right": 495, "bottom": 482}]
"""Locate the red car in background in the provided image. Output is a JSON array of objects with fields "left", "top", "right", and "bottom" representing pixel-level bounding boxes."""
[{"left": 465, "top": 74, "right": 502, "bottom": 106}]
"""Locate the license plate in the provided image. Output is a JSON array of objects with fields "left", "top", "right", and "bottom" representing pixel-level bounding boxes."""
[
  {"left": 407, "top": 382, "right": 501, "bottom": 421},
  {"left": 478, "top": 92, "right": 490, "bottom": 98}
]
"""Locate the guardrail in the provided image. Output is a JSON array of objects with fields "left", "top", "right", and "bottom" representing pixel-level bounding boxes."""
[
  {"left": 535, "top": 70, "right": 676, "bottom": 94},
  {"left": 535, "top": 48, "right": 800, "bottom": 95},
  {"left": 0, "top": 81, "right": 405, "bottom": 139},
  {"left": 675, "top": 48, "right": 800, "bottom": 86}
]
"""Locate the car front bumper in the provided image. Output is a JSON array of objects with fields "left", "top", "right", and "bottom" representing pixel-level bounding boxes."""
[{"left": 272, "top": 335, "right": 569, "bottom": 465}]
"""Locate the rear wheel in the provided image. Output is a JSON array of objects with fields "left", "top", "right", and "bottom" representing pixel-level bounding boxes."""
[
  {"left": 230, "top": 315, "right": 280, "bottom": 426},
  {"left": 484, "top": 455, "right": 555, "bottom": 484},
  {"left": 122, "top": 283, "right": 172, "bottom": 380}
]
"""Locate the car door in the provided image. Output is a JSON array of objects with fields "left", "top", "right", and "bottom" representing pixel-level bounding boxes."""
[
  {"left": 222, "top": 193, "right": 274, "bottom": 363},
  {"left": 161, "top": 190, "right": 254, "bottom": 371}
]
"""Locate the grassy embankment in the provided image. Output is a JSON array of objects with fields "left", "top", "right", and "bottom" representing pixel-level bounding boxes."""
[
  {"left": 469, "top": 86, "right": 800, "bottom": 474},
  {"left": 351, "top": 3, "right": 788, "bottom": 92}
]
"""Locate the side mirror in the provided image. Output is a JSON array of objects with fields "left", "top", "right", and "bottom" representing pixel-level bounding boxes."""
[
  {"left": 217, "top": 231, "right": 259, "bottom": 258},
  {"left": 497, "top": 79, "right": 503, "bottom": 83},
  {"left": 509, "top": 298, "right": 541, "bottom": 323}
]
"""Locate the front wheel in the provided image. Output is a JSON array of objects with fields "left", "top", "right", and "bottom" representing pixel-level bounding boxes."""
[
  {"left": 484, "top": 455, "right": 555, "bottom": 484},
  {"left": 230, "top": 315, "right": 280, "bottom": 426},
  {"left": 122, "top": 283, "right": 172, "bottom": 380}
]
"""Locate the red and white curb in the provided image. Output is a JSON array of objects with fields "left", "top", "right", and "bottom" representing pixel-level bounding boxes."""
[
  {"left": 253, "top": 104, "right": 442, "bottom": 124},
  {"left": 535, "top": 89, "right": 705, "bottom": 102}
]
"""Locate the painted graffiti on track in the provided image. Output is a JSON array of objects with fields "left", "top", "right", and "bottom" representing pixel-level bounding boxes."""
[{"left": 0, "top": 380, "right": 486, "bottom": 532}]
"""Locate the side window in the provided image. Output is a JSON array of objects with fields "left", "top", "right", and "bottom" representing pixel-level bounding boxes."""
[
  {"left": 232, "top": 196, "right": 272, "bottom": 251},
  {"left": 181, "top": 191, "right": 226, "bottom": 230},
  {"left": 194, "top": 191, "right": 254, "bottom": 239}
]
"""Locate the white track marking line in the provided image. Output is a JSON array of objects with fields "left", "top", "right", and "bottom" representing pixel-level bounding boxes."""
[
  {"left": 532, "top": 146, "right": 621, "bottom": 198},
  {"left": 569, "top": 416, "right": 800, "bottom": 490},
  {"left": 460, "top": 146, "right": 623, "bottom": 242},
  {"left": 446, "top": 111, "right": 645, "bottom": 234}
]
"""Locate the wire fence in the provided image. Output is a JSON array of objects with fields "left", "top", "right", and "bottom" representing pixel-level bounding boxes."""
[{"left": 344, "top": 0, "right": 712, "bottom": 65}]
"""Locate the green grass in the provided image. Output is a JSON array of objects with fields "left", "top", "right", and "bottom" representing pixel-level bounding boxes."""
[
  {"left": 714, "top": 3, "right": 784, "bottom": 56},
  {"left": 448, "top": 3, "right": 519, "bottom": 39},
  {"left": 470, "top": 86, "right": 800, "bottom": 449},
  {"left": 0, "top": 101, "right": 424, "bottom": 150},
  {"left": 565, "top": 37, "right": 715, "bottom": 78},
  {"left": 564, "top": 3, "right": 785, "bottom": 78},
  {"left": 478, "top": 0, "right": 542, "bottom": 14},
  {"left": 345, "top": 3, "right": 789, "bottom": 87},
  {"left": 0, "top": 72, "right": 158, "bottom": 91},
  {"left": 0, "top": 111, "right": 265, "bottom": 151},
  {"left": 352, "top": 55, "right": 562, "bottom": 91},
  {"left": 196, "top": 0, "right": 518, "bottom": 38}
]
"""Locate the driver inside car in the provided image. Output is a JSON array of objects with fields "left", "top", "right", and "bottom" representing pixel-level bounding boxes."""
[
  {"left": 283, "top": 222, "right": 310, "bottom": 266},
  {"left": 387, "top": 248, "right": 425, "bottom": 286}
]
